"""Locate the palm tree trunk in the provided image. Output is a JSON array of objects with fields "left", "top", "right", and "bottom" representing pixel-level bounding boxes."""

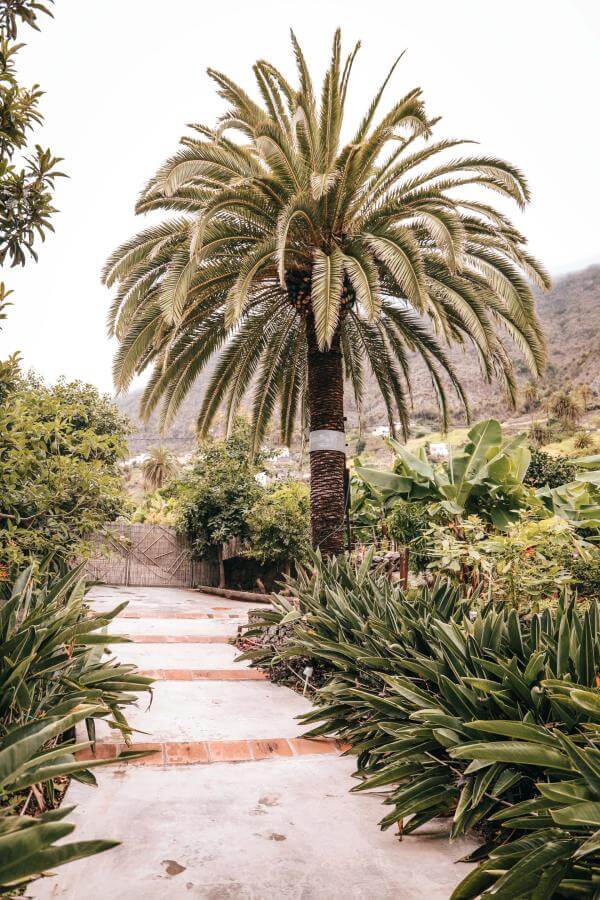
[{"left": 306, "top": 316, "right": 345, "bottom": 554}]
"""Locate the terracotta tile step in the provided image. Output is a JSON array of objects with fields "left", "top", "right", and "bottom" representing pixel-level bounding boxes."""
[
  {"left": 138, "top": 668, "right": 266, "bottom": 681},
  {"left": 129, "top": 635, "right": 233, "bottom": 644},
  {"left": 77, "top": 738, "right": 350, "bottom": 766},
  {"left": 120, "top": 611, "right": 245, "bottom": 620}
]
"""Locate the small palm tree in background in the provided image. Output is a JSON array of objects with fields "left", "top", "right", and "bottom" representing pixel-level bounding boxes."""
[
  {"left": 141, "top": 446, "right": 178, "bottom": 490},
  {"left": 523, "top": 380, "right": 540, "bottom": 412},
  {"left": 577, "top": 383, "right": 594, "bottom": 412},
  {"left": 104, "top": 30, "right": 548, "bottom": 553},
  {"left": 549, "top": 390, "right": 582, "bottom": 429}
]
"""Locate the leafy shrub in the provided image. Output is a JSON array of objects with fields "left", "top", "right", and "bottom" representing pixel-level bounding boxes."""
[
  {"left": 132, "top": 489, "right": 180, "bottom": 525},
  {"left": 426, "top": 514, "right": 592, "bottom": 606},
  {"left": 175, "top": 423, "right": 311, "bottom": 579},
  {"left": 0, "top": 371, "right": 129, "bottom": 571},
  {"left": 525, "top": 448, "right": 577, "bottom": 489},
  {"left": 452, "top": 722, "right": 600, "bottom": 898},
  {"left": 245, "top": 481, "right": 310, "bottom": 570},
  {"left": 571, "top": 556, "right": 600, "bottom": 599},
  {"left": 1, "top": 563, "right": 152, "bottom": 745},
  {"left": 239, "top": 552, "right": 600, "bottom": 897},
  {"left": 1, "top": 708, "right": 118, "bottom": 894},
  {"left": 384, "top": 501, "right": 430, "bottom": 570}
]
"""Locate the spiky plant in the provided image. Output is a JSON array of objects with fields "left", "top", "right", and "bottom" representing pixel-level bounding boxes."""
[
  {"left": 104, "top": 30, "right": 548, "bottom": 553},
  {"left": 549, "top": 390, "right": 582, "bottom": 428},
  {"left": 141, "top": 445, "right": 178, "bottom": 490}
]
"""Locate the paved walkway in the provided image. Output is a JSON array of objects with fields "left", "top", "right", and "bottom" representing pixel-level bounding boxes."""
[{"left": 31, "top": 586, "right": 476, "bottom": 899}]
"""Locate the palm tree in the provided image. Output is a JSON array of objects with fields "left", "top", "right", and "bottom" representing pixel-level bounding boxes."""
[
  {"left": 577, "top": 383, "right": 594, "bottom": 412},
  {"left": 141, "top": 446, "right": 178, "bottom": 490},
  {"left": 548, "top": 390, "right": 582, "bottom": 428},
  {"left": 523, "top": 380, "right": 540, "bottom": 412},
  {"left": 104, "top": 31, "right": 548, "bottom": 553}
]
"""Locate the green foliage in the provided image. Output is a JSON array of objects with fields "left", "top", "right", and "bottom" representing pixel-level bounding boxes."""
[
  {"left": 0, "top": 709, "right": 119, "bottom": 895},
  {"left": 426, "top": 514, "right": 592, "bottom": 605},
  {"left": 356, "top": 421, "right": 600, "bottom": 556},
  {"left": 384, "top": 501, "right": 429, "bottom": 569},
  {"left": 0, "top": 563, "right": 152, "bottom": 738},
  {"left": 240, "top": 552, "right": 600, "bottom": 897},
  {"left": 349, "top": 466, "right": 385, "bottom": 544},
  {"left": 0, "top": 1, "right": 63, "bottom": 273},
  {"left": 0, "top": 1, "right": 53, "bottom": 39},
  {"left": 145, "top": 423, "right": 311, "bottom": 569},
  {"left": 0, "top": 369, "right": 130, "bottom": 571},
  {"left": 452, "top": 726, "right": 600, "bottom": 898},
  {"left": 357, "top": 419, "right": 533, "bottom": 529},
  {"left": 105, "top": 31, "right": 547, "bottom": 454},
  {"left": 132, "top": 488, "right": 180, "bottom": 526},
  {"left": 538, "top": 475, "right": 600, "bottom": 534},
  {"left": 571, "top": 556, "right": 600, "bottom": 598},
  {"left": 245, "top": 481, "right": 310, "bottom": 568},
  {"left": 525, "top": 447, "right": 577, "bottom": 489},
  {"left": 177, "top": 422, "right": 263, "bottom": 556},
  {"left": 0, "top": 564, "right": 153, "bottom": 893}
]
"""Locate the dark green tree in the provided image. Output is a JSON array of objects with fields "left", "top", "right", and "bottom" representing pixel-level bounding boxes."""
[
  {"left": 0, "top": 371, "right": 130, "bottom": 570},
  {"left": 245, "top": 481, "right": 311, "bottom": 574},
  {"left": 0, "top": 0, "right": 63, "bottom": 276},
  {"left": 177, "top": 421, "right": 263, "bottom": 586}
]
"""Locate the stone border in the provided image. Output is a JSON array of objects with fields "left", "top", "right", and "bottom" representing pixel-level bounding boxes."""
[
  {"left": 130, "top": 635, "right": 234, "bottom": 644},
  {"left": 78, "top": 738, "right": 350, "bottom": 766},
  {"left": 138, "top": 668, "right": 266, "bottom": 681}
]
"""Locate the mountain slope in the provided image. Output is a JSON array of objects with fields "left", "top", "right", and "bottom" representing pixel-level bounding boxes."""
[{"left": 117, "top": 264, "right": 600, "bottom": 452}]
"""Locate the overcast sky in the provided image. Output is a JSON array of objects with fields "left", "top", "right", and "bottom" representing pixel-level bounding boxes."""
[{"left": 1, "top": 0, "right": 599, "bottom": 393}]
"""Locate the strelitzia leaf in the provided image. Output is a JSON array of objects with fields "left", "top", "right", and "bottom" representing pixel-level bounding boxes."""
[{"left": 450, "top": 741, "right": 570, "bottom": 770}]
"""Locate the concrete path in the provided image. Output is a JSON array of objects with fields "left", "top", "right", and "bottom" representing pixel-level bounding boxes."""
[{"left": 31, "top": 586, "right": 476, "bottom": 899}]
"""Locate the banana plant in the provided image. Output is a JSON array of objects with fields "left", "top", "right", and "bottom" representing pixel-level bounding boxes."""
[
  {"left": 537, "top": 476, "right": 600, "bottom": 534},
  {"left": 355, "top": 419, "right": 533, "bottom": 529}
]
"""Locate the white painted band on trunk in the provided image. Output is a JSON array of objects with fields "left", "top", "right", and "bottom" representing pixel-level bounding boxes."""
[{"left": 309, "top": 429, "right": 346, "bottom": 453}]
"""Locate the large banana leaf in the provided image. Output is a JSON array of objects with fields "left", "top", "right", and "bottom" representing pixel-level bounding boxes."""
[{"left": 356, "top": 418, "right": 532, "bottom": 527}]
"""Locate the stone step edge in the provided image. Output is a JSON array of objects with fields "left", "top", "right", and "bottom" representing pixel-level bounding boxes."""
[
  {"left": 138, "top": 668, "right": 266, "bottom": 681},
  {"left": 77, "top": 738, "right": 350, "bottom": 766},
  {"left": 120, "top": 611, "right": 246, "bottom": 620},
  {"left": 129, "top": 636, "right": 234, "bottom": 644}
]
